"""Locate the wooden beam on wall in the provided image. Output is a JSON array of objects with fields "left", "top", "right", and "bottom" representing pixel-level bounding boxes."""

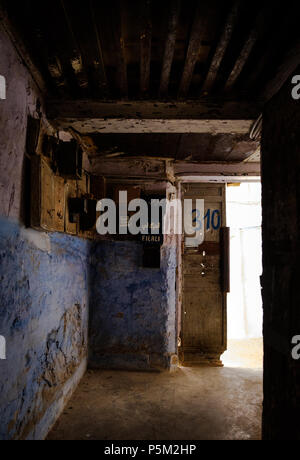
[
  {"left": 159, "top": 0, "right": 181, "bottom": 98},
  {"left": 202, "top": 0, "right": 240, "bottom": 93},
  {"left": 140, "top": 0, "right": 152, "bottom": 96}
]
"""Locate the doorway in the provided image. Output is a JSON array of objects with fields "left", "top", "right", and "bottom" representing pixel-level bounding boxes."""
[
  {"left": 222, "top": 182, "right": 263, "bottom": 369},
  {"left": 178, "top": 181, "right": 263, "bottom": 369},
  {"left": 179, "top": 183, "right": 227, "bottom": 367}
]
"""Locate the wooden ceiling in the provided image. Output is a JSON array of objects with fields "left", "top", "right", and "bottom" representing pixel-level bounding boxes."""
[
  {"left": 2, "top": 0, "right": 300, "bottom": 164},
  {"left": 3, "top": 0, "right": 298, "bottom": 101}
]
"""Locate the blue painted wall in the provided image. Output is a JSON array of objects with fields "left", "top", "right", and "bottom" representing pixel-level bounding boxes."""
[
  {"left": 0, "top": 222, "right": 178, "bottom": 439},
  {"left": 0, "top": 217, "right": 90, "bottom": 440},
  {"left": 89, "top": 240, "right": 177, "bottom": 370}
]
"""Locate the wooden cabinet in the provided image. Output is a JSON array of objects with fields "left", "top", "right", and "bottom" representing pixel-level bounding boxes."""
[
  {"left": 31, "top": 156, "right": 65, "bottom": 232},
  {"left": 30, "top": 155, "right": 105, "bottom": 239}
]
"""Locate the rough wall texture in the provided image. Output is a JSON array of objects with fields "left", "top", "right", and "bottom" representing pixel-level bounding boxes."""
[
  {"left": 89, "top": 240, "right": 177, "bottom": 370},
  {"left": 0, "top": 25, "right": 42, "bottom": 220},
  {"left": 0, "top": 218, "right": 90, "bottom": 440},
  {"left": 0, "top": 25, "right": 90, "bottom": 440},
  {"left": 261, "top": 68, "right": 300, "bottom": 440}
]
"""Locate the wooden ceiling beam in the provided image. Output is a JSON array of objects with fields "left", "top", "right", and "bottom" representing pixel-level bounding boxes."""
[
  {"left": 60, "top": 0, "right": 89, "bottom": 91},
  {"left": 224, "top": 7, "right": 266, "bottom": 92},
  {"left": 110, "top": 0, "right": 128, "bottom": 99},
  {"left": 159, "top": 0, "right": 181, "bottom": 98},
  {"left": 89, "top": 0, "right": 109, "bottom": 98},
  {"left": 224, "top": 33, "right": 257, "bottom": 92},
  {"left": 47, "top": 98, "right": 262, "bottom": 121},
  {"left": 61, "top": 0, "right": 108, "bottom": 97},
  {"left": 3, "top": 0, "right": 69, "bottom": 94},
  {"left": 174, "top": 161, "right": 260, "bottom": 177},
  {"left": 202, "top": 1, "right": 240, "bottom": 94},
  {"left": 140, "top": 0, "right": 152, "bottom": 97},
  {"left": 39, "top": 0, "right": 83, "bottom": 95},
  {"left": 88, "top": 158, "right": 260, "bottom": 180},
  {"left": 242, "top": 5, "right": 291, "bottom": 91},
  {"left": 178, "top": 1, "right": 203, "bottom": 98},
  {"left": 52, "top": 118, "right": 254, "bottom": 135}
]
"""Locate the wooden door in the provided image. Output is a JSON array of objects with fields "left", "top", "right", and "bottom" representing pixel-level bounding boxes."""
[{"left": 180, "top": 183, "right": 227, "bottom": 366}]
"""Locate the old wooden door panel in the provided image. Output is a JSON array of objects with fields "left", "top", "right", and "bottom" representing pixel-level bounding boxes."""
[
  {"left": 181, "top": 183, "right": 227, "bottom": 366},
  {"left": 182, "top": 288, "right": 224, "bottom": 349},
  {"left": 183, "top": 254, "right": 220, "bottom": 284}
]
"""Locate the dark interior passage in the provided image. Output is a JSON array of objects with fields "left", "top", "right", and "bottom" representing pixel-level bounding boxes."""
[{"left": 1, "top": 0, "right": 300, "bottom": 441}]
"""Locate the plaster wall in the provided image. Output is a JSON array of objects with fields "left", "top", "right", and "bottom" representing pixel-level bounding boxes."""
[{"left": 0, "top": 25, "right": 90, "bottom": 440}]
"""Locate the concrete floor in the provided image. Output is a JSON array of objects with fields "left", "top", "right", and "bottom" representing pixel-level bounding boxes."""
[{"left": 47, "top": 341, "right": 263, "bottom": 441}]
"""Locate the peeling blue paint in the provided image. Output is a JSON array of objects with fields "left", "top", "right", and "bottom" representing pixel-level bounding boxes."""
[
  {"left": 89, "top": 240, "right": 177, "bottom": 371},
  {"left": 0, "top": 217, "right": 90, "bottom": 440},
  {"left": 0, "top": 218, "right": 177, "bottom": 439}
]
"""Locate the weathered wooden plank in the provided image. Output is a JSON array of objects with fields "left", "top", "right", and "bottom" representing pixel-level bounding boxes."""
[
  {"left": 110, "top": 0, "right": 128, "bottom": 98},
  {"left": 60, "top": 0, "right": 89, "bottom": 91},
  {"left": 225, "top": 32, "right": 257, "bottom": 91},
  {"left": 140, "top": 0, "right": 152, "bottom": 96},
  {"left": 65, "top": 181, "right": 78, "bottom": 235},
  {"left": 89, "top": 158, "right": 167, "bottom": 179},
  {"left": 24, "top": 0, "right": 68, "bottom": 93},
  {"left": 174, "top": 161, "right": 260, "bottom": 177},
  {"left": 40, "top": 0, "right": 86, "bottom": 94},
  {"left": 47, "top": 99, "right": 262, "bottom": 120},
  {"left": 53, "top": 174, "right": 65, "bottom": 232},
  {"left": 202, "top": 1, "right": 240, "bottom": 93},
  {"left": 31, "top": 156, "right": 59, "bottom": 232},
  {"left": 61, "top": 0, "right": 108, "bottom": 97},
  {"left": 225, "top": 7, "right": 266, "bottom": 92},
  {"left": 159, "top": 0, "right": 181, "bottom": 98},
  {"left": 178, "top": 1, "right": 203, "bottom": 98},
  {"left": 51, "top": 117, "right": 254, "bottom": 134},
  {"left": 89, "top": 0, "right": 109, "bottom": 97}
]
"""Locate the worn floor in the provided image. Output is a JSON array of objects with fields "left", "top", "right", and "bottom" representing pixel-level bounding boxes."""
[{"left": 47, "top": 340, "right": 263, "bottom": 441}]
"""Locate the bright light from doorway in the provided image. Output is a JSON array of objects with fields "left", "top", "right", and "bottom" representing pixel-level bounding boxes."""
[{"left": 222, "top": 182, "right": 263, "bottom": 369}]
